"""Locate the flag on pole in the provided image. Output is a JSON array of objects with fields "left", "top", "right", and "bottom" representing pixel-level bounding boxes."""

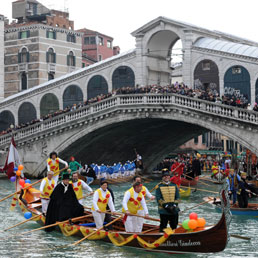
[{"left": 3, "top": 137, "right": 21, "bottom": 179}]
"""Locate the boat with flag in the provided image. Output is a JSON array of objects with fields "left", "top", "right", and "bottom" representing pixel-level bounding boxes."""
[{"left": 12, "top": 180, "right": 232, "bottom": 254}]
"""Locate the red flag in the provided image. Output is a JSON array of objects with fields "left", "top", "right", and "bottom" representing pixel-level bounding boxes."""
[{"left": 3, "top": 137, "right": 21, "bottom": 178}]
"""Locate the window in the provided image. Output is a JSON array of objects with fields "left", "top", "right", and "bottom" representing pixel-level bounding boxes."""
[
  {"left": 232, "top": 67, "right": 241, "bottom": 74},
  {"left": 21, "top": 72, "right": 27, "bottom": 90},
  {"left": 202, "top": 133, "right": 206, "bottom": 144},
  {"left": 194, "top": 136, "right": 198, "bottom": 144},
  {"left": 48, "top": 73, "right": 54, "bottom": 81},
  {"left": 46, "top": 30, "right": 56, "bottom": 39},
  {"left": 18, "top": 31, "right": 30, "bottom": 39},
  {"left": 18, "top": 48, "right": 29, "bottom": 63},
  {"left": 98, "top": 36, "right": 104, "bottom": 46},
  {"left": 67, "top": 51, "right": 75, "bottom": 66},
  {"left": 46, "top": 48, "right": 56, "bottom": 63},
  {"left": 98, "top": 55, "right": 102, "bottom": 61},
  {"left": 107, "top": 40, "right": 112, "bottom": 48},
  {"left": 82, "top": 63, "right": 85, "bottom": 68},
  {"left": 202, "top": 61, "right": 210, "bottom": 71},
  {"left": 67, "top": 34, "right": 76, "bottom": 43},
  {"left": 84, "top": 36, "right": 96, "bottom": 45}
]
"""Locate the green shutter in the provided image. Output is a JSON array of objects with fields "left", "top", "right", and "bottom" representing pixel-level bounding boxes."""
[
  {"left": 73, "top": 56, "right": 76, "bottom": 67},
  {"left": 67, "top": 34, "right": 70, "bottom": 42},
  {"left": 18, "top": 52, "right": 21, "bottom": 63},
  {"left": 46, "top": 30, "right": 49, "bottom": 38},
  {"left": 67, "top": 55, "right": 69, "bottom": 66},
  {"left": 27, "top": 30, "right": 30, "bottom": 38},
  {"left": 46, "top": 52, "right": 49, "bottom": 63},
  {"left": 18, "top": 32, "right": 21, "bottom": 39},
  {"left": 53, "top": 31, "right": 56, "bottom": 40},
  {"left": 26, "top": 52, "right": 30, "bottom": 62},
  {"left": 53, "top": 53, "right": 56, "bottom": 63},
  {"left": 74, "top": 35, "right": 76, "bottom": 43}
]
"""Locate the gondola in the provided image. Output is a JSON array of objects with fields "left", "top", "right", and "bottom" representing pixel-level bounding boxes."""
[
  {"left": 14, "top": 182, "right": 232, "bottom": 254},
  {"left": 204, "top": 196, "right": 258, "bottom": 217},
  {"left": 179, "top": 187, "right": 191, "bottom": 198},
  {"left": 181, "top": 177, "right": 198, "bottom": 186}
]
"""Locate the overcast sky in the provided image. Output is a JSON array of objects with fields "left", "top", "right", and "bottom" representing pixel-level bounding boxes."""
[{"left": 2, "top": 0, "right": 258, "bottom": 52}]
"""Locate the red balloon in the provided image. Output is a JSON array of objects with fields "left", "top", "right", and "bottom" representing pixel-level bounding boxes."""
[
  {"left": 189, "top": 212, "right": 198, "bottom": 220},
  {"left": 19, "top": 179, "right": 25, "bottom": 187}
]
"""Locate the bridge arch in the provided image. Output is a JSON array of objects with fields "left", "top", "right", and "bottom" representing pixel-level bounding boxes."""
[
  {"left": 18, "top": 102, "right": 37, "bottom": 125},
  {"left": 87, "top": 75, "right": 108, "bottom": 99},
  {"left": 40, "top": 93, "right": 59, "bottom": 117},
  {"left": 194, "top": 59, "right": 220, "bottom": 95},
  {"left": 112, "top": 66, "right": 135, "bottom": 90},
  {"left": 224, "top": 65, "right": 251, "bottom": 103},
  {"left": 0, "top": 110, "right": 15, "bottom": 131},
  {"left": 63, "top": 84, "right": 84, "bottom": 109}
]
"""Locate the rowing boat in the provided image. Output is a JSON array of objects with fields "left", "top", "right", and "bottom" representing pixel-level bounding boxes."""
[
  {"left": 179, "top": 187, "right": 191, "bottom": 198},
  {"left": 14, "top": 181, "right": 231, "bottom": 254},
  {"left": 204, "top": 196, "right": 258, "bottom": 217}
]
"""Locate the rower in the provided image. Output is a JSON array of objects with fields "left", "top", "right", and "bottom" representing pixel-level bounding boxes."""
[
  {"left": 47, "top": 151, "right": 68, "bottom": 184},
  {"left": 237, "top": 172, "right": 252, "bottom": 208},
  {"left": 70, "top": 172, "right": 93, "bottom": 204},
  {"left": 156, "top": 169, "right": 180, "bottom": 232},
  {"left": 122, "top": 182, "right": 149, "bottom": 232},
  {"left": 69, "top": 156, "right": 83, "bottom": 174},
  {"left": 170, "top": 171, "right": 182, "bottom": 187},
  {"left": 211, "top": 161, "right": 219, "bottom": 178},
  {"left": 39, "top": 171, "right": 56, "bottom": 215},
  {"left": 91, "top": 181, "right": 115, "bottom": 229},
  {"left": 227, "top": 169, "right": 241, "bottom": 205}
]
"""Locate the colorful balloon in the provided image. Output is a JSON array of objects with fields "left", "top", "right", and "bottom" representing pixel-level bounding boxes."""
[
  {"left": 10, "top": 176, "right": 16, "bottom": 182},
  {"left": 24, "top": 183, "right": 31, "bottom": 189},
  {"left": 197, "top": 218, "right": 206, "bottom": 228},
  {"left": 182, "top": 219, "right": 190, "bottom": 230},
  {"left": 188, "top": 219, "right": 198, "bottom": 230},
  {"left": 16, "top": 170, "right": 21, "bottom": 177},
  {"left": 19, "top": 179, "right": 25, "bottom": 187},
  {"left": 24, "top": 212, "right": 32, "bottom": 219},
  {"left": 18, "top": 164, "right": 24, "bottom": 171},
  {"left": 25, "top": 179, "right": 31, "bottom": 184},
  {"left": 14, "top": 167, "right": 18, "bottom": 171},
  {"left": 189, "top": 212, "right": 198, "bottom": 220}
]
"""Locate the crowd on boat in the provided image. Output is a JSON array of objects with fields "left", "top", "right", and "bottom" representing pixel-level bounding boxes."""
[{"left": 1, "top": 82, "right": 257, "bottom": 137}]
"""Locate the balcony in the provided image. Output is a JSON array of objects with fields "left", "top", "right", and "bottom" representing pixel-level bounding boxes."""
[
  {"left": 48, "top": 63, "right": 56, "bottom": 73},
  {"left": 18, "top": 63, "right": 28, "bottom": 72}
]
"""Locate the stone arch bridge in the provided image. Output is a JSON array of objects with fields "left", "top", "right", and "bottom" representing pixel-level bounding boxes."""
[{"left": 0, "top": 93, "right": 258, "bottom": 177}]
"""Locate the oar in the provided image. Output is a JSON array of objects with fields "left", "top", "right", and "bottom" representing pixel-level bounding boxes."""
[
  {"left": 5, "top": 214, "right": 92, "bottom": 240},
  {"left": 184, "top": 174, "right": 210, "bottom": 186},
  {"left": 181, "top": 186, "right": 219, "bottom": 194},
  {"left": 0, "top": 167, "right": 66, "bottom": 204},
  {"left": 3, "top": 214, "right": 41, "bottom": 232},
  {"left": 230, "top": 234, "right": 251, "bottom": 241},
  {"left": 179, "top": 198, "right": 218, "bottom": 214},
  {"left": 71, "top": 215, "right": 123, "bottom": 246},
  {"left": 149, "top": 182, "right": 162, "bottom": 193}
]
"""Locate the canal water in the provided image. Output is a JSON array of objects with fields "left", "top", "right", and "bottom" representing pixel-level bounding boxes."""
[{"left": 0, "top": 176, "right": 257, "bottom": 257}]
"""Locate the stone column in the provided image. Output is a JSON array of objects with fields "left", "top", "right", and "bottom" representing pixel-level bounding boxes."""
[{"left": 0, "top": 15, "right": 4, "bottom": 100}]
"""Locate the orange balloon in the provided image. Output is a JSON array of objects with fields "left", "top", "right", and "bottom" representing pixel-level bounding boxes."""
[
  {"left": 18, "top": 164, "right": 24, "bottom": 171},
  {"left": 188, "top": 219, "right": 198, "bottom": 230},
  {"left": 197, "top": 218, "right": 206, "bottom": 228},
  {"left": 24, "top": 183, "right": 31, "bottom": 189},
  {"left": 16, "top": 170, "right": 21, "bottom": 177}
]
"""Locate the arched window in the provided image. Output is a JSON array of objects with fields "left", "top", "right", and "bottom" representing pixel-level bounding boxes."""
[
  {"left": 194, "top": 59, "right": 219, "bottom": 95},
  {"left": 21, "top": 72, "right": 27, "bottom": 91},
  {"left": 63, "top": 85, "right": 83, "bottom": 109},
  {"left": 0, "top": 111, "right": 15, "bottom": 132},
  {"left": 67, "top": 51, "right": 75, "bottom": 66},
  {"left": 112, "top": 66, "right": 135, "bottom": 90},
  {"left": 18, "top": 102, "right": 37, "bottom": 125},
  {"left": 18, "top": 47, "right": 29, "bottom": 63},
  {"left": 40, "top": 93, "right": 59, "bottom": 117},
  {"left": 224, "top": 65, "right": 250, "bottom": 103},
  {"left": 46, "top": 48, "right": 56, "bottom": 63},
  {"left": 87, "top": 75, "right": 108, "bottom": 99}
]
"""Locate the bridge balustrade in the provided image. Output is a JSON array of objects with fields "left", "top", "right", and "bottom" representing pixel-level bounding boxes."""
[{"left": 1, "top": 93, "right": 258, "bottom": 148}]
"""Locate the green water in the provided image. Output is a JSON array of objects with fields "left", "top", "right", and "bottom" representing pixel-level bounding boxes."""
[{"left": 0, "top": 177, "right": 257, "bottom": 257}]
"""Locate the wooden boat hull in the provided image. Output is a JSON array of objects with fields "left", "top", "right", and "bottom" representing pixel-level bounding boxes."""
[
  {"left": 204, "top": 197, "right": 258, "bottom": 217},
  {"left": 181, "top": 177, "right": 198, "bottom": 186}
]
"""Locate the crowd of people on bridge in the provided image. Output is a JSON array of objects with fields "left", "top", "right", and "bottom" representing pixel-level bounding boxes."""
[{"left": 1, "top": 82, "right": 257, "bottom": 137}]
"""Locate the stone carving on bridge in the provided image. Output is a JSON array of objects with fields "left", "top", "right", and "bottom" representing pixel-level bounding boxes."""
[{"left": 40, "top": 139, "right": 48, "bottom": 157}]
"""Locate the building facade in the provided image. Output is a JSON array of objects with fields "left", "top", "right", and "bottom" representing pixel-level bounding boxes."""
[
  {"left": 4, "top": 0, "right": 82, "bottom": 97},
  {"left": 0, "top": 15, "right": 4, "bottom": 100},
  {"left": 78, "top": 28, "right": 120, "bottom": 67}
]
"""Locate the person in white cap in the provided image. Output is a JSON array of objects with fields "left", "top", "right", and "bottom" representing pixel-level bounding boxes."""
[{"left": 40, "top": 171, "right": 56, "bottom": 215}]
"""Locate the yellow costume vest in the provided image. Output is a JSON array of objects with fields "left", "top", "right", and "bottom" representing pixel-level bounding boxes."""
[
  {"left": 47, "top": 158, "right": 60, "bottom": 174},
  {"left": 212, "top": 165, "right": 218, "bottom": 175},
  {"left": 122, "top": 188, "right": 143, "bottom": 215},
  {"left": 92, "top": 189, "right": 111, "bottom": 212},
  {"left": 70, "top": 179, "right": 83, "bottom": 200},
  {"left": 40, "top": 178, "right": 55, "bottom": 199},
  {"left": 160, "top": 185, "right": 176, "bottom": 203}
]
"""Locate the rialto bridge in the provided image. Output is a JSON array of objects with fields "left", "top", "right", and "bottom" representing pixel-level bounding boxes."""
[{"left": 1, "top": 16, "right": 258, "bottom": 176}]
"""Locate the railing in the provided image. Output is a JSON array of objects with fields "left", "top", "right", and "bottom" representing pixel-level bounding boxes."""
[{"left": 1, "top": 93, "right": 258, "bottom": 147}]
